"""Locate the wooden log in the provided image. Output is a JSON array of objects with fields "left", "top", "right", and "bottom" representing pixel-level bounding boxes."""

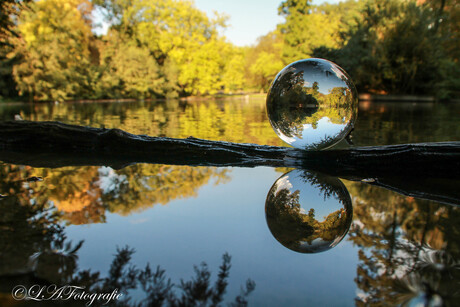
[
  {"left": 0, "top": 120, "right": 296, "bottom": 168},
  {"left": 1, "top": 120, "right": 458, "bottom": 174},
  {"left": 0, "top": 120, "right": 459, "bottom": 206}
]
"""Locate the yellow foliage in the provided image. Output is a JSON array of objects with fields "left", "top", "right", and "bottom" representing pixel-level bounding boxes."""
[{"left": 10, "top": 0, "right": 95, "bottom": 100}]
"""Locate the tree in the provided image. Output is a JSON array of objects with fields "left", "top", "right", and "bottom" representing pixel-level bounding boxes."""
[
  {"left": 0, "top": 0, "right": 32, "bottom": 99},
  {"left": 315, "top": 0, "right": 460, "bottom": 98},
  {"left": 245, "top": 30, "right": 285, "bottom": 91},
  {"left": 423, "top": 0, "right": 460, "bottom": 61},
  {"left": 425, "top": 0, "right": 460, "bottom": 98},
  {"left": 342, "top": 0, "right": 445, "bottom": 94},
  {"left": 10, "top": 0, "right": 97, "bottom": 101},
  {"left": 222, "top": 46, "right": 246, "bottom": 93},
  {"left": 175, "top": 38, "right": 230, "bottom": 95},
  {"left": 0, "top": 0, "right": 32, "bottom": 43},
  {"left": 278, "top": 0, "right": 356, "bottom": 63},
  {"left": 98, "top": 30, "right": 165, "bottom": 99},
  {"left": 0, "top": 40, "right": 18, "bottom": 99},
  {"left": 94, "top": 0, "right": 233, "bottom": 96}
]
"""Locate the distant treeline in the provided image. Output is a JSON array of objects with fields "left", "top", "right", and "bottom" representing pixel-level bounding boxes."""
[{"left": 0, "top": 0, "right": 458, "bottom": 101}]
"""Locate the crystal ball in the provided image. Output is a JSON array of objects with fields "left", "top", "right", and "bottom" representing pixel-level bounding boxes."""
[
  {"left": 265, "top": 170, "right": 352, "bottom": 254},
  {"left": 266, "top": 58, "right": 358, "bottom": 150}
]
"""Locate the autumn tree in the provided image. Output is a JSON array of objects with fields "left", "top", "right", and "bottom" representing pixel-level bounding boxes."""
[
  {"left": 278, "top": 0, "right": 362, "bottom": 64},
  {"left": 0, "top": 0, "right": 32, "bottom": 43},
  {"left": 97, "top": 30, "right": 166, "bottom": 99},
  {"left": 245, "top": 30, "right": 285, "bottom": 91},
  {"left": 0, "top": 0, "right": 32, "bottom": 99},
  {"left": 222, "top": 45, "right": 246, "bottom": 93},
  {"left": 10, "top": 0, "right": 97, "bottom": 101},
  {"left": 339, "top": 0, "right": 447, "bottom": 95},
  {"left": 311, "top": 0, "right": 460, "bottom": 98},
  {"left": 423, "top": 0, "right": 460, "bottom": 98},
  {"left": 94, "top": 0, "right": 239, "bottom": 96}
]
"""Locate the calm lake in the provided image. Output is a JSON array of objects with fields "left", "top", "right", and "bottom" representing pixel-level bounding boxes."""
[{"left": 1, "top": 97, "right": 459, "bottom": 306}]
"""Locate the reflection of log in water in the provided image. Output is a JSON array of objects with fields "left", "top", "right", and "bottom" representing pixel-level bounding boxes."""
[{"left": 0, "top": 121, "right": 459, "bottom": 205}]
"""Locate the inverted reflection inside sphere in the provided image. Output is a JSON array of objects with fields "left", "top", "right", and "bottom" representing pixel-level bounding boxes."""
[
  {"left": 266, "top": 58, "right": 358, "bottom": 150},
  {"left": 265, "top": 170, "right": 352, "bottom": 254}
]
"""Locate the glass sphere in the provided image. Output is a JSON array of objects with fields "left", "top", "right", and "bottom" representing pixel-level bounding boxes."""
[
  {"left": 265, "top": 170, "right": 352, "bottom": 254},
  {"left": 266, "top": 58, "right": 358, "bottom": 150}
]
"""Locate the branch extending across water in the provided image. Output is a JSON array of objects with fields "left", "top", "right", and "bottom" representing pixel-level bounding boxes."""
[{"left": 0, "top": 120, "right": 459, "bottom": 205}]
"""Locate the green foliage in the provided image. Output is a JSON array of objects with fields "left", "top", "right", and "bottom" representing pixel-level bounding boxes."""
[
  {"left": 278, "top": 0, "right": 364, "bottom": 63},
  {"left": 98, "top": 30, "right": 165, "bottom": 99},
  {"left": 278, "top": 0, "right": 459, "bottom": 98},
  {"left": 337, "top": 0, "right": 447, "bottom": 95},
  {"left": 245, "top": 31, "right": 285, "bottom": 91},
  {"left": 222, "top": 46, "right": 246, "bottom": 92},
  {"left": 94, "top": 0, "right": 240, "bottom": 96},
  {"left": 313, "top": 0, "right": 459, "bottom": 98},
  {"left": 278, "top": 0, "right": 342, "bottom": 63},
  {"left": 9, "top": 0, "right": 96, "bottom": 101},
  {"left": 2, "top": 0, "right": 246, "bottom": 100}
]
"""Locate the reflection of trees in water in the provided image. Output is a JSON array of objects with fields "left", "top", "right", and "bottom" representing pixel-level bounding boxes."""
[
  {"left": 0, "top": 196, "right": 84, "bottom": 301},
  {"left": 0, "top": 217, "right": 254, "bottom": 306},
  {"left": 265, "top": 170, "right": 352, "bottom": 253},
  {"left": 45, "top": 166, "right": 106, "bottom": 225},
  {"left": 0, "top": 165, "right": 254, "bottom": 306},
  {"left": 0, "top": 195, "right": 71, "bottom": 282},
  {"left": 72, "top": 248, "right": 255, "bottom": 307},
  {"left": 354, "top": 102, "right": 460, "bottom": 146},
  {"left": 5, "top": 99, "right": 284, "bottom": 146},
  {"left": 346, "top": 181, "right": 460, "bottom": 306},
  {"left": 0, "top": 164, "right": 67, "bottom": 279},
  {"left": 0, "top": 163, "right": 229, "bottom": 224},
  {"left": 101, "top": 164, "right": 229, "bottom": 216},
  {"left": 267, "top": 67, "right": 355, "bottom": 142}
]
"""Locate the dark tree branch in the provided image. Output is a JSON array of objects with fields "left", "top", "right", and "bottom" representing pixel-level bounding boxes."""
[
  {"left": 0, "top": 120, "right": 459, "bottom": 205},
  {"left": 1, "top": 120, "right": 458, "bottom": 175}
]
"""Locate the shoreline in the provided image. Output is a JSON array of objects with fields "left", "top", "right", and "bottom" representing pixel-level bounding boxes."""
[{"left": 2, "top": 92, "right": 459, "bottom": 104}]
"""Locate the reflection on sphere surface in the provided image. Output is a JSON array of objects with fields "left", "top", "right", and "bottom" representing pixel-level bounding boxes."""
[
  {"left": 266, "top": 58, "right": 358, "bottom": 150},
  {"left": 265, "top": 170, "right": 352, "bottom": 253}
]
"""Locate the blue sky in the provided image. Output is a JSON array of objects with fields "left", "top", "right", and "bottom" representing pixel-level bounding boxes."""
[
  {"left": 93, "top": 0, "right": 343, "bottom": 46},
  {"left": 194, "top": 0, "right": 344, "bottom": 46}
]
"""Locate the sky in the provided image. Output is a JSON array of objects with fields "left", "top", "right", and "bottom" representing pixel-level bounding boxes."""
[
  {"left": 193, "top": 0, "right": 284, "bottom": 46},
  {"left": 193, "top": 0, "right": 344, "bottom": 46},
  {"left": 93, "top": 0, "right": 343, "bottom": 47}
]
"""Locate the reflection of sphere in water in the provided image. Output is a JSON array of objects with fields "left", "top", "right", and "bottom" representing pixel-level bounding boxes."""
[
  {"left": 266, "top": 58, "right": 358, "bottom": 150},
  {"left": 265, "top": 170, "right": 352, "bottom": 254}
]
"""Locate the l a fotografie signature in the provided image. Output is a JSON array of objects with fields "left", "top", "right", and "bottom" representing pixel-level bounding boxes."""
[{"left": 12, "top": 284, "right": 122, "bottom": 306}]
